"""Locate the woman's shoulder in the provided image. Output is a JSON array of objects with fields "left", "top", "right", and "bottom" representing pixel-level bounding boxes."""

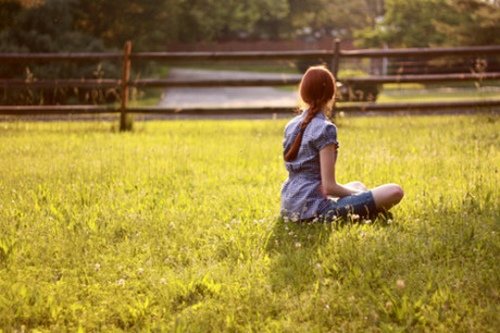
[
  {"left": 284, "top": 112, "right": 304, "bottom": 132},
  {"left": 310, "top": 114, "right": 337, "bottom": 132},
  {"left": 309, "top": 115, "right": 338, "bottom": 148}
]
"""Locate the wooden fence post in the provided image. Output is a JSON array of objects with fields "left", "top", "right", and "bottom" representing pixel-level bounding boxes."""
[
  {"left": 120, "top": 41, "right": 132, "bottom": 131},
  {"left": 331, "top": 39, "right": 341, "bottom": 120},
  {"left": 331, "top": 38, "right": 341, "bottom": 78}
]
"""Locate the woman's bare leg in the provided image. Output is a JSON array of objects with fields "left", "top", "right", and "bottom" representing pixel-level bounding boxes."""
[{"left": 371, "top": 183, "right": 404, "bottom": 212}]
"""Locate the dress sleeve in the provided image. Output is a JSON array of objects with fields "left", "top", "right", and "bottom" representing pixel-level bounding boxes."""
[{"left": 314, "top": 122, "right": 339, "bottom": 151}]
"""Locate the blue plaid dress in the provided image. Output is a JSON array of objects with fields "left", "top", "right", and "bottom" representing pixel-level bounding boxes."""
[{"left": 280, "top": 110, "right": 376, "bottom": 221}]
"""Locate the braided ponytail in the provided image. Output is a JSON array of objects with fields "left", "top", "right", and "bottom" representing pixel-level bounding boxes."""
[
  {"left": 284, "top": 66, "right": 336, "bottom": 162},
  {"left": 284, "top": 103, "right": 322, "bottom": 162}
]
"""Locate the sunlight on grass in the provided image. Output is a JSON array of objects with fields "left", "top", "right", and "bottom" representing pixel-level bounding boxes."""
[
  {"left": 0, "top": 115, "right": 498, "bottom": 331},
  {"left": 378, "top": 88, "right": 500, "bottom": 103}
]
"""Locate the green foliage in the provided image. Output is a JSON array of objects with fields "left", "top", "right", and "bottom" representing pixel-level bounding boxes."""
[
  {"left": 357, "top": 0, "right": 500, "bottom": 47},
  {"left": 0, "top": 115, "right": 498, "bottom": 331},
  {"left": 73, "top": 0, "right": 291, "bottom": 47},
  {"left": 2, "top": 0, "right": 496, "bottom": 53},
  {"left": 175, "top": 0, "right": 290, "bottom": 41},
  {"left": 356, "top": 0, "right": 450, "bottom": 47},
  {"left": 434, "top": 0, "right": 500, "bottom": 46},
  {"left": 0, "top": 0, "right": 119, "bottom": 105},
  {"left": 0, "top": 0, "right": 388, "bottom": 51},
  {"left": 0, "top": 0, "right": 104, "bottom": 54},
  {"left": 290, "top": 0, "right": 381, "bottom": 36},
  {"left": 74, "top": 0, "right": 180, "bottom": 51},
  {"left": 0, "top": 0, "right": 23, "bottom": 32}
]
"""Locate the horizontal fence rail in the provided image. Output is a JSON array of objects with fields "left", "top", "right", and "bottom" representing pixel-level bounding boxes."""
[
  {"left": 2, "top": 45, "right": 499, "bottom": 63},
  {"left": 0, "top": 79, "right": 121, "bottom": 88},
  {"left": 0, "top": 52, "right": 122, "bottom": 62},
  {"left": 0, "top": 105, "right": 115, "bottom": 115},
  {"left": 2, "top": 100, "right": 499, "bottom": 116},
  {"left": 130, "top": 45, "right": 500, "bottom": 61},
  {"left": 338, "top": 100, "right": 500, "bottom": 112},
  {"left": 129, "top": 77, "right": 303, "bottom": 88},
  {"left": 131, "top": 50, "right": 333, "bottom": 62},
  {"left": 340, "top": 45, "right": 500, "bottom": 58},
  {"left": 342, "top": 73, "right": 500, "bottom": 84},
  {"left": 1, "top": 41, "right": 499, "bottom": 129},
  {"left": 2, "top": 72, "right": 498, "bottom": 89}
]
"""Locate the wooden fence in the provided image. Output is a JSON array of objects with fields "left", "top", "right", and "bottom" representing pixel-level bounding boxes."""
[{"left": 1, "top": 40, "right": 499, "bottom": 130}]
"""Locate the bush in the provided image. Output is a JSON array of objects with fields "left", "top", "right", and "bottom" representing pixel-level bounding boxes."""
[{"left": 0, "top": 0, "right": 120, "bottom": 105}]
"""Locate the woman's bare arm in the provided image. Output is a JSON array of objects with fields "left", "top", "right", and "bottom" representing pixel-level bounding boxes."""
[{"left": 320, "top": 144, "right": 361, "bottom": 198}]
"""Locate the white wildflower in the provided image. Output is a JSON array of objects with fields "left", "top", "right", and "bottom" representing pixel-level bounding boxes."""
[
  {"left": 396, "top": 279, "right": 406, "bottom": 290},
  {"left": 94, "top": 263, "right": 101, "bottom": 272},
  {"left": 117, "top": 278, "right": 126, "bottom": 286},
  {"left": 294, "top": 242, "right": 302, "bottom": 248},
  {"left": 137, "top": 268, "right": 144, "bottom": 275},
  {"left": 159, "top": 278, "right": 167, "bottom": 285}
]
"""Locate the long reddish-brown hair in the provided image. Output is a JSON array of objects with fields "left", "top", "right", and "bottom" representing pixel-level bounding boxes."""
[{"left": 284, "top": 66, "right": 336, "bottom": 162}]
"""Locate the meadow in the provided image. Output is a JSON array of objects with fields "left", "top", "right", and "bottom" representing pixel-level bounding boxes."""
[{"left": 0, "top": 114, "right": 498, "bottom": 332}]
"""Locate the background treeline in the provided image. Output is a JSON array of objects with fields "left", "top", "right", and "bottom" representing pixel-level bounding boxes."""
[
  {"left": 0, "top": 0, "right": 384, "bottom": 53},
  {"left": 2, "top": 0, "right": 498, "bottom": 52},
  {"left": 0, "top": 0, "right": 498, "bottom": 104}
]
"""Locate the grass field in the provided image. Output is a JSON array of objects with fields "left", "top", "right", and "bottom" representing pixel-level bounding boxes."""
[
  {"left": 0, "top": 114, "right": 499, "bottom": 332},
  {"left": 377, "top": 85, "right": 500, "bottom": 103}
]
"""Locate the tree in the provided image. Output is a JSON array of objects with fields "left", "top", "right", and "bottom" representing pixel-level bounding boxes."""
[
  {"left": 0, "top": 0, "right": 116, "bottom": 104},
  {"left": 356, "top": 0, "right": 452, "bottom": 48},
  {"left": 434, "top": 0, "right": 500, "bottom": 46},
  {"left": 74, "top": 0, "right": 181, "bottom": 51},
  {"left": 356, "top": 0, "right": 500, "bottom": 47},
  {"left": 174, "top": 0, "right": 289, "bottom": 41},
  {"left": 0, "top": 1, "right": 22, "bottom": 33},
  {"left": 284, "top": 0, "right": 383, "bottom": 40},
  {"left": 73, "top": 0, "right": 290, "bottom": 47},
  {"left": 0, "top": 0, "right": 106, "bottom": 62}
]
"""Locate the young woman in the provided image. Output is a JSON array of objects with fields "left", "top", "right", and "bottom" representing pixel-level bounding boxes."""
[{"left": 281, "top": 66, "right": 404, "bottom": 222}]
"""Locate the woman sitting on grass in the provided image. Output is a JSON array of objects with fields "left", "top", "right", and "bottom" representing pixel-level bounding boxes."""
[{"left": 281, "top": 66, "right": 404, "bottom": 222}]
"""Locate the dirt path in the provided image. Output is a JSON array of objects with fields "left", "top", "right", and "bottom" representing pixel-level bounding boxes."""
[{"left": 158, "top": 68, "right": 301, "bottom": 108}]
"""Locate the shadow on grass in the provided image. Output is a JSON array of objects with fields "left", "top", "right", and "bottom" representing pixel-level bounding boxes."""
[
  {"left": 265, "top": 215, "right": 393, "bottom": 293},
  {"left": 265, "top": 218, "right": 329, "bottom": 292}
]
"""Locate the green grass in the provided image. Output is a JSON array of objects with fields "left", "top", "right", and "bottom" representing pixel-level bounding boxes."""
[
  {"left": 378, "top": 86, "right": 500, "bottom": 103},
  {"left": 0, "top": 114, "right": 499, "bottom": 331}
]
